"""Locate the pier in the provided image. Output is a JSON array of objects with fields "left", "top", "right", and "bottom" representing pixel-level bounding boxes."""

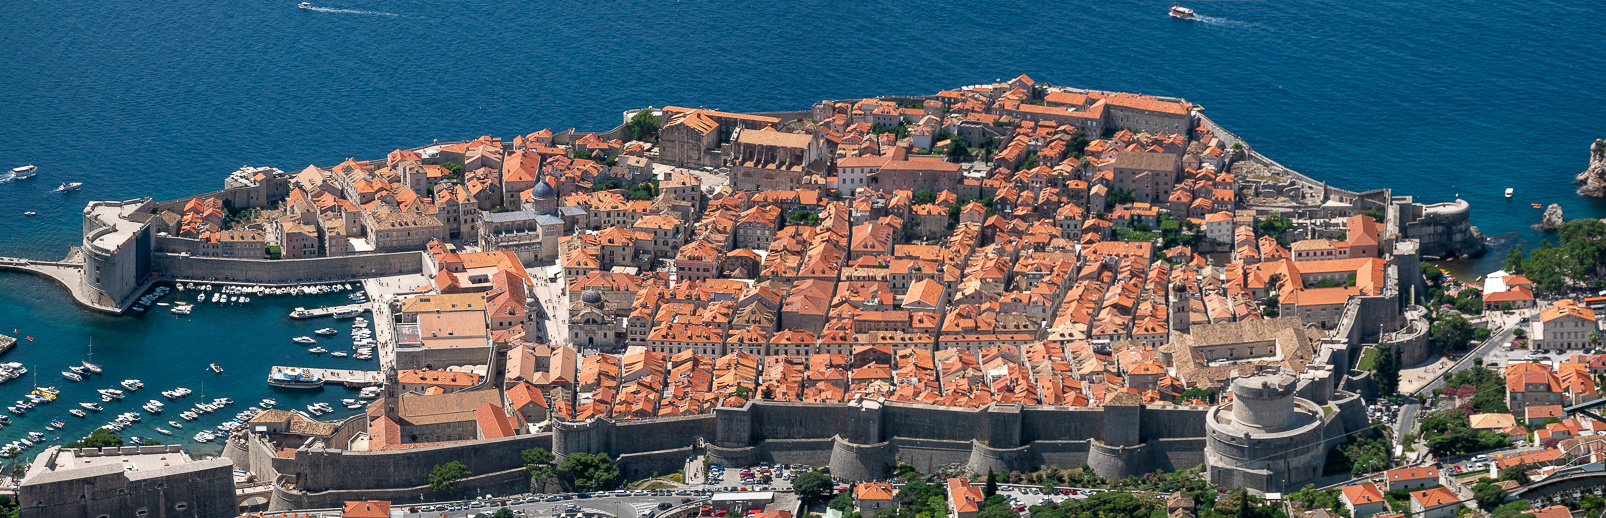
[
  {"left": 287, "top": 303, "right": 371, "bottom": 319},
  {"left": 0, "top": 253, "right": 137, "bottom": 314},
  {"left": 268, "top": 366, "right": 382, "bottom": 387}
]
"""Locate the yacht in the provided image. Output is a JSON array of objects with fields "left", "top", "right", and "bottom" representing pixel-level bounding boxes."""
[
  {"left": 22, "top": 212, "right": 35, "bottom": 217},
  {"left": 81, "top": 359, "right": 102, "bottom": 374},
  {"left": 210, "top": 363, "right": 224, "bottom": 374},
  {"left": 330, "top": 351, "right": 348, "bottom": 358},
  {"left": 1169, "top": 3, "right": 1196, "bottom": 19},
  {"left": 68, "top": 409, "right": 86, "bottom": 417},
  {"left": 1506, "top": 187, "right": 1515, "bottom": 198},
  {"left": 180, "top": 410, "right": 197, "bottom": 421},
  {"left": 10, "top": 165, "right": 37, "bottom": 179},
  {"left": 266, "top": 368, "right": 324, "bottom": 389},
  {"left": 171, "top": 304, "right": 192, "bottom": 315},
  {"left": 308, "top": 347, "right": 328, "bottom": 354},
  {"left": 79, "top": 402, "right": 103, "bottom": 411},
  {"left": 260, "top": 398, "right": 277, "bottom": 408},
  {"left": 314, "top": 328, "right": 338, "bottom": 336},
  {"left": 97, "top": 388, "right": 124, "bottom": 400},
  {"left": 155, "top": 427, "right": 172, "bottom": 435},
  {"left": 62, "top": 371, "right": 82, "bottom": 382},
  {"left": 292, "top": 336, "right": 317, "bottom": 345},
  {"left": 298, "top": 2, "right": 312, "bottom": 8},
  {"left": 56, "top": 182, "right": 82, "bottom": 192},
  {"left": 121, "top": 379, "right": 144, "bottom": 391}
]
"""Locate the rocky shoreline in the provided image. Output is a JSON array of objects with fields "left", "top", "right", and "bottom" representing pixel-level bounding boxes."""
[{"left": 1574, "top": 138, "right": 1606, "bottom": 196}]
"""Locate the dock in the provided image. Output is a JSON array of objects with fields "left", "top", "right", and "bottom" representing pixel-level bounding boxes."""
[
  {"left": 269, "top": 366, "right": 382, "bottom": 388},
  {"left": 288, "top": 303, "right": 370, "bottom": 320}
]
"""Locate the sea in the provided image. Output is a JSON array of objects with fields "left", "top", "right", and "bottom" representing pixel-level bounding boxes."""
[{"left": 0, "top": 0, "right": 1604, "bottom": 456}]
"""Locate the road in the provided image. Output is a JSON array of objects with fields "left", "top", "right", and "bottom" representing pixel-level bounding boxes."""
[{"left": 403, "top": 493, "right": 695, "bottom": 518}]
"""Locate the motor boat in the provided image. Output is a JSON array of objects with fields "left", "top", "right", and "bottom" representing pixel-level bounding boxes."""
[
  {"left": 292, "top": 336, "right": 317, "bottom": 345},
  {"left": 121, "top": 379, "right": 144, "bottom": 391},
  {"left": 210, "top": 363, "right": 224, "bottom": 374},
  {"left": 1169, "top": 3, "right": 1196, "bottom": 19},
  {"left": 155, "top": 427, "right": 172, "bottom": 435},
  {"left": 80, "top": 402, "right": 103, "bottom": 411},
  {"left": 266, "top": 368, "right": 324, "bottom": 389},
  {"left": 98, "top": 388, "right": 124, "bottom": 400},
  {"left": 1506, "top": 187, "right": 1515, "bottom": 198},
  {"left": 298, "top": 2, "right": 312, "bottom": 8},
  {"left": 22, "top": 212, "right": 35, "bottom": 217},
  {"left": 171, "top": 304, "right": 192, "bottom": 315},
  {"left": 330, "top": 351, "right": 348, "bottom": 358},
  {"left": 62, "top": 371, "right": 83, "bottom": 382},
  {"left": 10, "top": 165, "right": 37, "bottom": 179},
  {"left": 69, "top": 409, "right": 86, "bottom": 417},
  {"left": 308, "top": 347, "right": 327, "bottom": 354},
  {"left": 56, "top": 182, "right": 82, "bottom": 192},
  {"left": 314, "top": 328, "right": 338, "bottom": 336}
]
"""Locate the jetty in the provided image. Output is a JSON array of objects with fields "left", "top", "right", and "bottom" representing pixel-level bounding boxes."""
[
  {"left": 268, "top": 366, "right": 381, "bottom": 387},
  {"left": 288, "top": 303, "right": 369, "bottom": 319},
  {"left": 0, "top": 334, "right": 14, "bottom": 355}
]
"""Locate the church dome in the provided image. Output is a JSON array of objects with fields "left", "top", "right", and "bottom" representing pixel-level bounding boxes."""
[
  {"left": 582, "top": 288, "right": 603, "bottom": 305},
  {"left": 531, "top": 179, "right": 555, "bottom": 199}
]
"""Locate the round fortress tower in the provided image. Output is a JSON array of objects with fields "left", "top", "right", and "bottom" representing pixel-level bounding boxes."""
[{"left": 1228, "top": 370, "right": 1299, "bottom": 432}]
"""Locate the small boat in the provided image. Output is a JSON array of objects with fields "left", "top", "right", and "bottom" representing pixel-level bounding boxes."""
[
  {"left": 22, "top": 212, "right": 35, "bottom": 217},
  {"left": 81, "top": 360, "right": 102, "bottom": 374},
  {"left": 1505, "top": 188, "right": 1514, "bottom": 198},
  {"left": 155, "top": 427, "right": 172, "bottom": 435},
  {"left": 298, "top": 1, "right": 312, "bottom": 8},
  {"left": 331, "top": 351, "right": 348, "bottom": 358},
  {"left": 121, "top": 379, "right": 143, "bottom": 391},
  {"left": 56, "top": 182, "right": 82, "bottom": 192},
  {"left": 98, "top": 388, "right": 124, "bottom": 400},
  {"left": 210, "top": 363, "right": 223, "bottom": 374},
  {"left": 49, "top": 418, "right": 64, "bottom": 427},
  {"left": 308, "top": 347, "right": 328, "bottom": 354},
  {"left": 80, "top": 402, "right": 103, "bottom": 411},
  {"left": 171, "top": 305, "right": 192, "bottom": 315},
  {"left": 292, "top": 336, "right": 317, "bottom": 345},
  {"left": 168, "top": 420, "right": 183, "bottom": 429},
  {"left": 315, "top": 328, "right": 338, "bottom": 336},
  {"left": 1169, "top": 3, "right": 1195, "bottom": 19},
  {"left": 11, "top": 165, "right": 37, "bottom": 179},
  {"left": 68, "top": 409, "right": 86, "bottom": 417},
  {"left": 62, "top": 371, "right": 82, "bottom": 381}
]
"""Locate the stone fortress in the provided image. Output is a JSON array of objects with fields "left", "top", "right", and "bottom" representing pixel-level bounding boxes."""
[{"left": 1205, "top": 368, "right": 1331, "bottom": 492}]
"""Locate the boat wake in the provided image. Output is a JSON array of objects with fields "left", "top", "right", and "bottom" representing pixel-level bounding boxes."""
[
  {"left": 1190, "top": 15, "right": 1251, "bottom": 27},
  {"left": 305, "top": 6, "right": 399, "bottom": 16}
]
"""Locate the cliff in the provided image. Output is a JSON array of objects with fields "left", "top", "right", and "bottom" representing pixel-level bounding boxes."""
[{"left": 1574, "top": 139, "right": 1606, "bottom": 197}]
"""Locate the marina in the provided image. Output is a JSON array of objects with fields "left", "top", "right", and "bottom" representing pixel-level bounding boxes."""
[{"left": 0, "top": 283, "right": 378, "bottom": 455}]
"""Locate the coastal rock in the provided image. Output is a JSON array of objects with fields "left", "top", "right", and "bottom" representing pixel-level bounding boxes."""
[
  {"left": 1575, "top": 139, "right": 1606, "bottom": 197},
  {"left": 1534, "top": 203, "right": 1564, "bottom": 231}
]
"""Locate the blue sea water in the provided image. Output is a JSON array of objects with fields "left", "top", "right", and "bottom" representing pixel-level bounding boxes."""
[{"left": 0, "top": 0, "right": 1603, "bottom": 452}]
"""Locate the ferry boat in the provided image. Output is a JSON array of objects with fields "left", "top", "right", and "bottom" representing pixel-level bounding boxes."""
[
  {"left": 56, "top": 182, "right": 82, "bottom": 192},
  {"left": 11, "top": 165, "right": 37, "bottom": 179},
  {"left": 1169, "top": 3, "right": 1195, "bottom": 19},
  {"left": 266, "top": 368, "right": 325, "bottom": 389},
  {"left": 331, "top": 307, "right": 363, "bottom": 319}
]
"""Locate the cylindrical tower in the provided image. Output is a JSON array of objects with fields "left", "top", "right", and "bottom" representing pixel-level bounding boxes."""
[{"left": 1229, "top": 370, "right": 1298, "bottom": 432}]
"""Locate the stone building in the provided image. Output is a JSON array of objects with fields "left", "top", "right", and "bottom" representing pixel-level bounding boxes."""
[
  {"left": 571, "top": 289, "right": 621, "bottom": 349},
  {"left": 477, "top": 209, "right": 561, "bottom": 264},
  {"left": 729, "top": 128, "right": 825, "bottom": 191},
  {"left": 1111, "top": 151, "right": 1180, "bottom": 204},
  {"left": 659, "top": 110, "right": 721, "bottom": 168},
  {"left": 364, "top": 205, "right": 445, "bottom": 253},
  {"left": 18, "top": 445, "right": 235, "bottom": 518},
  {"left": 1204, "top": 368, "right": 1327, "bottom": 494},
  {"left": 82, "top": 198, "right": 156, "bottom": 309}
]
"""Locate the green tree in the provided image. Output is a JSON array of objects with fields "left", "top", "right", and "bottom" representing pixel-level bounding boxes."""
[
  {"left": 625, "top": 110, "right": 662, "bottom": 141},
  {"left": 1579, "top": 495, "right": 1605, "bottom": 517},
  {"left": 985, "top": 468, "right": 999, "bottom": 497},
  {"left": 976, "top": 506, "right": 1017, "bottom": 518},
  {"left": 65, "top": 428, "right": 123, "bottom": 449},
  {"left": 559, "top": 452, "right": 621, "bottom": 492},
  {"left": 0, "top": 495, "right": 17, "bottom": 518},
  {"left": 523, "top": 447, "right": 558, "bottom": 487},
  {"left": 1258, "top": 212, "right": 1293, "bottom": 241},
  {"left": 1471, "top": 478, "right": 1508, "bottom": 509},
  {"left": 794, "top": 471, "right": 834, "bottom": 503},
  {"left": 1431, "top": 315, "right": 1477, "bottom": 352},
  {"left": 1503, "top": 244, "right": 1526, "bottom": 274},
  {"left": 829, "top": 491, "right": 856, "bottom": 513},
  {"left": 1499, "top": 465, "right": 1525, "bottom": 482},
  {"left": 429, "top": 461, "right": 470, "bottom": 494},
  {"left": 1178, "top": 387, "right": 1215, "bottom": 404},
  {"left": 493, "top": 509, "right": 516, "bottom": 518},
  {"left": 1106, "top": 189, "right": 1136, "bottom": 209},
  {"left": 1373, "top": 342, "right": 1402, "bottom": 396},
  {"left": 593, "top": 178, "right": 624, "bottom": 192},
  {"left": 913, "top": 190, "right": 939, "bottom": 205}
]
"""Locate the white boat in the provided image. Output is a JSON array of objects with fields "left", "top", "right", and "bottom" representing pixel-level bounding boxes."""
[
  {"left": 22, "top": 211, "right": 35, "bottom": 217},
  {"left": 330, "top": 351, "right": 348, "bottom": 358},
  {"left": 155, "top": 427, "right": 172, "bottom": 435},
  {"left": 210, "top": 363, "right": 223, "bottom": 374},
  {"left": 308, "top": 347, "right": 328, "bottom": 354},
  {"left": 168, "top": 420, "right": 183, "bottom": 428},
  {"left": 121, "top": 379, "right": 143, "bottom": 391},
  {"left": 79, "top": 402, "right": 102, "bottom": 411},
  {"left": 68, "top": 409, "right": 86, "bottom": 417},
  {"left": 332, "top": 308, "right": 362, "bottom": 319},
  {"left": 1505, "top": 187, "right": 1514, "bottom": 198},
  {"left": 171, "top": 305, "right": 192, "bottom": 315},
  {"left": 81, "top": 359, "right": 101, "bottom": 374},
  {"left": 298, "top": 1, "right": 312, "bottom": 8},
  {"left": 292, "top": 336, "right": 317, "bottom": 345},
  {"left": 56, "top": 182, "right": 82, "bottom": 192},
  {"left": 11, "top": 165, "right": 37, "bottom": 179},
  {"left": 315, "top": 328, "right": 338, "bottom": 336},
  {"left": 1169, "top": 3, "right": 1196, "bottom": 19},
  {"left": 62, "top": 371, "right": 82, "bottom": 381},
  {"left": 98, "top": 388, "right": 124, "bottom": 400}
]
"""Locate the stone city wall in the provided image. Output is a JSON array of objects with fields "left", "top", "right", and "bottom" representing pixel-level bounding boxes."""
[
  {"left": 154, "top": 251, "right": 423, "bottom": 284},
  {"left": 271, "top": 467, "right": 530, "bottom": 512},
  {"left": 288, "top": 433, "right": 552, "bottom": 493}
]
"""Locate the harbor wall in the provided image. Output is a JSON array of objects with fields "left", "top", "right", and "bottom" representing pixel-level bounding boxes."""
[
  {"left": 285, "top": 432, "right": 551, "bottom": 494},
  {"left": 153, "top": 251, "right": 424, "bottom": 285}
]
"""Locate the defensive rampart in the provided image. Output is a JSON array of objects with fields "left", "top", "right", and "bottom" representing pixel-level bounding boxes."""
[{"left": 153, "top": 251, "right": 423, "bottom": 284}]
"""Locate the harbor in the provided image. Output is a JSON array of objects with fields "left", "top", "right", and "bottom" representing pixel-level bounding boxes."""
[
  {"left": 288, "top": 302, "right": 370, "bottom": 319},
  {"left": 0, "top": 277, "right": 383, "bottom": 458},
  {"left": 267, "top": 366, "right": 382, "bottom": 388}
]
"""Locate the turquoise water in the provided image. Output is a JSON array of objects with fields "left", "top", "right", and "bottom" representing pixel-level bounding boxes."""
[
  {"left": 1, "top": 0, "right": 1604, "bottom": 450},
  {"left": 0, "top": 278, "right": 373, "bottom": 457}
]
